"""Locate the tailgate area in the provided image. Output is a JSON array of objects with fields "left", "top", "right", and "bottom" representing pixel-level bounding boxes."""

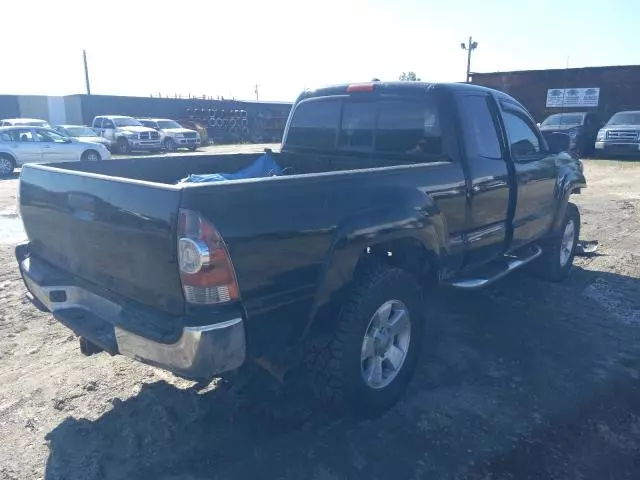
[{"left": 19, "top": 164, "right": 185, "bottom": 315}]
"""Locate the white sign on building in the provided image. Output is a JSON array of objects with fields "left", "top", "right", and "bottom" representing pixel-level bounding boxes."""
[{"left": 546, "top": 88, "right": 600, "bottom": 108}]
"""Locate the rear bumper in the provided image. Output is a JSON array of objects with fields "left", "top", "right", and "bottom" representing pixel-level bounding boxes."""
[{"left": 15, "top": 244, "right": 246, "bottom": 378}]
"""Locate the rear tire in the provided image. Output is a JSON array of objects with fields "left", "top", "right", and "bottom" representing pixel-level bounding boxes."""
[
  {"left": 189, "top": 146, "right": 198, "bottom": 151},
  {"left": 0, "top": 154, "right": 16, "bottom": 176},
  {"left": 117, "top": 138, "right": 131, "bottom": 154},
  {"left": 305, "top": 261, "right": 425, "bottom": 416},
  {"left": 81, "top": 150, "right": 100, "bottom": 161},
  {"left": 531, "top": 202, "right": 580, "bottom": 282}
]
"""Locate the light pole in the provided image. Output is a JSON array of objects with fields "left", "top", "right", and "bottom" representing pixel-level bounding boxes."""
[
  {"left": 460, "top": 37, "right": 478, "bottom": 83},
  {"left": 82, "top": 50, "right": 91, "bottom": 95}
]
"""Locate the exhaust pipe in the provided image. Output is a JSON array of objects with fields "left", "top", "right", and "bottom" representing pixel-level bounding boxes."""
[{"left": 79, "top": 337, "right": 103, "bottom": 356}]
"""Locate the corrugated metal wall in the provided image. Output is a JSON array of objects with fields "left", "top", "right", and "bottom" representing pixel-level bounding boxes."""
[
  {"left": 0, "top": 93, "right": 291, "bottom": 141},
  {"left": 472, "top": 65, "right": 640, "bottom": 123},
  {"left": 0, "top": 95, "right": 20, "bottom": 119},
  {"left": 0, "top": 94, "right": 290, "bottom": 125}
]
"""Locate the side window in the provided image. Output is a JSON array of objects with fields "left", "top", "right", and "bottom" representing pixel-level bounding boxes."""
[
  {"left": 376, "top": 100, "right": 442, "bottom": 156},
  {"left": 286, "top": 99, "right": 341, "bottom": 150},
  {"left": 10, "top": 129, "right": 34, "bottom": 142},
  {"left": 92, "top": 118, "right": 103, "bottom": 129},
  {"left": 103, "top": 119, "right": 115, "bottom": 129},
  {"left": 457, "top": 95, "right": 502, "bottom": 159},
  {"left": 338, "top": 101, "right": 375, "bottom": 150},
  {"left": 35, "top": 130, "right": 67, "bottom": 143},
  {"left": 503, "top": 112, "right": 542, "bottom": 160}
]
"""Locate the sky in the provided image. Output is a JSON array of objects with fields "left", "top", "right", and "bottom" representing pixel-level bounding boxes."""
[{"left": 1, "top": 0, "right": 638, "bottom": 102}]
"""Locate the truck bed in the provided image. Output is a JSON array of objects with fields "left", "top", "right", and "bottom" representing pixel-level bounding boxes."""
[
  {"left": 44, "top": 151, "right": 432, "bottom": 184},
  {"left": 19, "top": 151, "right": 457, "bottom": 347}
]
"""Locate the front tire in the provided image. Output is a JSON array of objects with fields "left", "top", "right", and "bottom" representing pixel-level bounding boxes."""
[
  {"left": 188, "top": 146, "right": 198, "bottom": 151},
  {"left": 117, "top": 138, "right": 131, "bottom": 155},
  {"left": 305, "top": 261, "right": 425, "bottom": 416},
  {"left": 0, "top": 154, "right": 16, "bottom": 176},
  {"left": 163, "top": 138, "right": 177, "bottom": 152},
  {"left": 81, "top": 150, "right": 100, "bottom": 161},
  {"left": 531, "top": 202, "right": 580, "bottom": 282}
]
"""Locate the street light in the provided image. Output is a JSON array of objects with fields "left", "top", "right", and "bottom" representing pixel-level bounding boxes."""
[{"left": 461, "top": 36, "right": 478, "bottom": 83}]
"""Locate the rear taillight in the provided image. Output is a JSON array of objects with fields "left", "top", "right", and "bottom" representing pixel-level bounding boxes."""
[{"left": 177, "top": 209, "right": 239, "bottom": 305}]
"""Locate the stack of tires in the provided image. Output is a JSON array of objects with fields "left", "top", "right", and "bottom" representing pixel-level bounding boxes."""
[{"left": 206, "top": 109, "right": 249, "bottom": 144}]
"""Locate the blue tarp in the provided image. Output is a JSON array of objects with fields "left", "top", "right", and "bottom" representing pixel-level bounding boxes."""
[{"left": 178, "top": 152, "right": 282, "bottom": 184}]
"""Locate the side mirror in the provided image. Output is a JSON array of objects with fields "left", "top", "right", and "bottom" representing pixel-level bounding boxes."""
[{"left": 544, "top": 132, "right": 570, "bottom": 154}]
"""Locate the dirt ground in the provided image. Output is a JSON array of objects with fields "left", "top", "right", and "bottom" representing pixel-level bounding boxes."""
[{"left": 0, "top": 152, "right": 639, "bottom": 480}]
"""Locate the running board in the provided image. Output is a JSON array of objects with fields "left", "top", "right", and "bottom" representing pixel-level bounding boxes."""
[{"left": 444, "top": 244, "right": 543, "bottom": 289}]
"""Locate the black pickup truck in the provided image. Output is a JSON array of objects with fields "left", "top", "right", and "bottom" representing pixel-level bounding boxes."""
[{"left": 16, "top": 82, "right": 585, "bottom": 415}]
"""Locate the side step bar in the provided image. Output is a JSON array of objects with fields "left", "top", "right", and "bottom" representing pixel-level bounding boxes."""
[{"left": 444, "top": 244, "right": 542, "bottom": 289}]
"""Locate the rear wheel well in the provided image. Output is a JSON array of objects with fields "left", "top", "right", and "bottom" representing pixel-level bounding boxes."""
[
  {"left": 356, "top": 238, "right": 437, "bottom": 285},
  {"left": 304, "top": 238, "right": 436, "bottom": 342}
]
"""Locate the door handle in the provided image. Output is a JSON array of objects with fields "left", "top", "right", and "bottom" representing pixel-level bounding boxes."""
[{"left": 42, "top": 145, "right": 51, "bottom": 149}]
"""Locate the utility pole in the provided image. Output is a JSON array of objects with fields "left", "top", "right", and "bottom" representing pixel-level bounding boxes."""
[
  {"left": 460, "top": 37, "right": 478, "bottom": 83},
  {"left": 82, "top": 50, "right": 91, "bottom": 95},
  {"left": 254, "top": 84, "right": 259, "bottom": 102}
]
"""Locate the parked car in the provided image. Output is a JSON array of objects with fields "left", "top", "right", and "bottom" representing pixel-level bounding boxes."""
[
  {"left": 0, "top": 118, "right": 51, "bottom": 128},
  {"left": 538, "top": 112, "right": 599, "bottom": 156},
  {"left": 0, "top": 126, "right": 111, "bottom": 175},
  {"left": 53, "top": 125, "right": 112, "bottom": 149},
  {"left": 137, "top": 118, "right": 201, "bottom": 152},
  {"left": 91, "top": 115, "right": 162, "bottom": 154},
  {"left": 15, "top": 82, "right": 584, "bottom": 415},
  {"left": 595, "top": 110, "right": 640, "bottom": 157}
]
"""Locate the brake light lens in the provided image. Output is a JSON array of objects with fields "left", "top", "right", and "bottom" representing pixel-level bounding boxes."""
[
  {"left": 177, "top": 209, "right": 239, "bottom": 305},
  {"left": 347, "top": 83, "right": 375, "bottom": 93}
]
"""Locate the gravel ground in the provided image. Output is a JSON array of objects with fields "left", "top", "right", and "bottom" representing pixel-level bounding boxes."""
[{"left": 0, "top": 153, "right": 639, "bottom": 480}]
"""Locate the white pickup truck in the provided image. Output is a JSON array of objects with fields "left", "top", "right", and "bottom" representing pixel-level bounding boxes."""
[{"left": 91, "top": 115, "right": 162, "bottom": 154}]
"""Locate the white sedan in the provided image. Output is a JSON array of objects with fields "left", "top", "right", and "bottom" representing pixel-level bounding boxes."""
[{"left": 0, "top": 126, "right": 111, "bottom": 175}]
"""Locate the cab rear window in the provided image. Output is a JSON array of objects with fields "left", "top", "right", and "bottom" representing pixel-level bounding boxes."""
[{"left": 285, "top": 97, "right": 442, "bottom": 156}]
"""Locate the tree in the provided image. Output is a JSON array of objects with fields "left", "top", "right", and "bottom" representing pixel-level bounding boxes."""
[{"left": 399, "top": 71, "right": 421, "bottom": 81}]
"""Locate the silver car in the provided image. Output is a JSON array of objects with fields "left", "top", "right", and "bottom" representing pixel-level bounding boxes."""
[
  {"left": 0, "top": 126, "right": 111, "bottom": 176},
  {"left": 0, "top": 118, "right": 51, "bottom": 128},
  {"left": 53, "top": 125, "right": 112, "bottom": 149}
]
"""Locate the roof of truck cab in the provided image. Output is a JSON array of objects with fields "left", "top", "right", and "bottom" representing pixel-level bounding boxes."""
[{"left": 298, "top": 81, "right": 501, "bottom": 100}]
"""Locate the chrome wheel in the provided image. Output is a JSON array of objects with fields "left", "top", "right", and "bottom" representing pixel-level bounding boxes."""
[
  {"left": 0, "top": 157, "right": 13, "bottom": 175},
  {"left": 361, "top": 300, "right": 411, "bottom": 390},
  {"left": 86, "top": 151, "right": 99, "bottom": 161},
  {"left": 559, "top": 219, "right": 576, "bottom": 267}
]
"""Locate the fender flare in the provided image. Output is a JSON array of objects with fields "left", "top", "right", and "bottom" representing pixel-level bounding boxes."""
[
  {"left": 298, "top": 206, "right": 446, "bottom": 341},
  {"left": 551, "top": 166, "right": 586, "bottom": 231}
]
